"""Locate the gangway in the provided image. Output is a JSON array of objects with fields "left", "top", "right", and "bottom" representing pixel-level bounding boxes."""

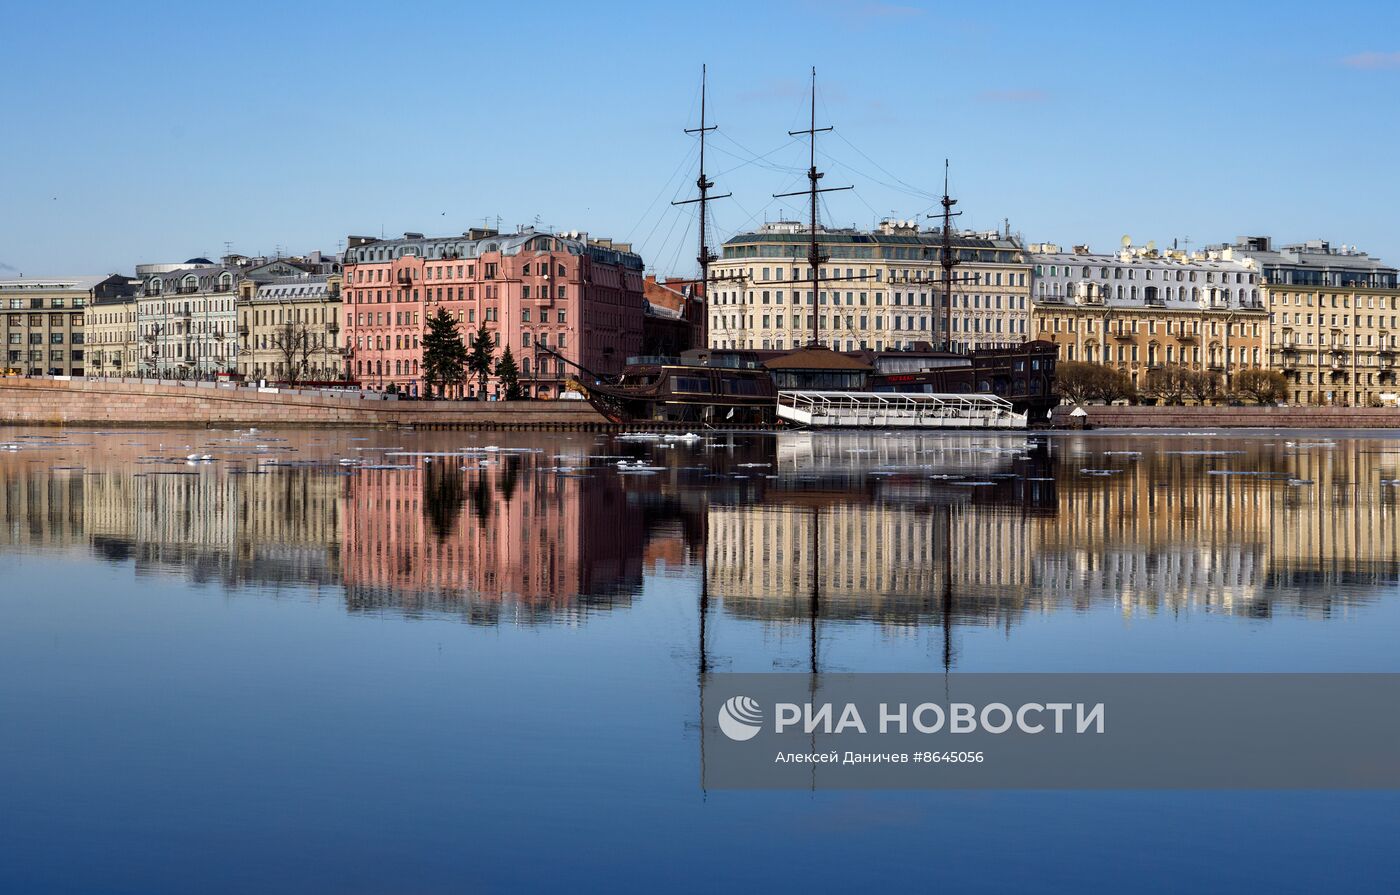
[{"left": 777, "top": 391, "right": 1027, "bottom": 429}]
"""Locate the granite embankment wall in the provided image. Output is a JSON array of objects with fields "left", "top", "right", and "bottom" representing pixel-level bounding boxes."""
[
  {"left": 1052, "top": 404, "right": 1400, "bottom": 429},
  {"left": 0, "top": 377, "right": 613, "bottom": 429}
]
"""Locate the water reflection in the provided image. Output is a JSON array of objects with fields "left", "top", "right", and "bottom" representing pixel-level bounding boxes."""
[{"left": 1, "top": 427, "right": 1398, "bottom": 647}]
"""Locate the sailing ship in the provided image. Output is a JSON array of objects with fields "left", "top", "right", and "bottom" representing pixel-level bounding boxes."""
[{"left": 567, "top": 356, "right": 777, "bottom": 425}]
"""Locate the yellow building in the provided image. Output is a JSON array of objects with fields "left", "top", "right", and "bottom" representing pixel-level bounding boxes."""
[
  {"left": 709, "top": 219, "right": 1032, "bottom": 352},
  {"left": 1029, "top": 242, "right": 1268, "bottom": 390},
  {"left": 1, "top": 275, "right": 134, "bottom": 376},
  {"left": 237, "top": 273, "right": 344, "bottom": 382},
  {"left": 1211, "top": 237, "right": 1400, "bottom": 406},
  {"left": 86, "top": 293, "right": 139, "bottom": 376}
]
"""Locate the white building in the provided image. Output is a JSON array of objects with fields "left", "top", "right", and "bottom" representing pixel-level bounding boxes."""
[
  {"left": 1029, "top": 240, "right": 1262, "bottom": 311},
  {"left": 137, "top": 260, "right": 240, "bottom": 377}
]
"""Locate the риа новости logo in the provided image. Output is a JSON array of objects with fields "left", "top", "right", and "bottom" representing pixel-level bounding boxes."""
[{"left": 718, "top": 696, "right": 763, "bottom": 741}]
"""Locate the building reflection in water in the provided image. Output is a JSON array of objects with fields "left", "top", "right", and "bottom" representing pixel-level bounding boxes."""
[
  {"left": 341, "top": 448, "right": 649, "bottom": 624},
  {"left": 0, "top": 429, "right": 1397, "bottom": 647}
]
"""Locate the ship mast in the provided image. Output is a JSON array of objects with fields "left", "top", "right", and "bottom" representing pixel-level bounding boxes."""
[
  {"left": 930, "top": 160, "right": 963, "bottom": 353},
  {"left": 774, "top": 67, "right": 851, "bottom": 347},
  {"left": 673, "top": 64, "right": 730, "bottom": 350}
]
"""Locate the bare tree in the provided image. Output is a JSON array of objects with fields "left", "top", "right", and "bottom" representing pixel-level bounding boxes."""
[
  {"left": 1184, "top": 369, "right": 1221, "bottom": 405},
  {"left": 1233, "top": 367, "right": 1289, "bottom": 405},
  {"left": 270, "top": 319, "right": 311, "bottom": 387},
  {"left": 1143, "top": 365, "right": 1191, "bottom": 405},
  {"left": 1056, "top": 361, "right": 1137, "bottom": 404},
  {"left": 1055, "top": 361, "right": 1101, "bottom": 404}
]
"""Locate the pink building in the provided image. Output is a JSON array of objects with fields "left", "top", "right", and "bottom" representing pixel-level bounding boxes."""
[{"left": 342, "top": 228, "right": 645, "bottom": 397}]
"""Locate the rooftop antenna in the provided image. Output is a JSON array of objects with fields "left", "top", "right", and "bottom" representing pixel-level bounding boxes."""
[
  {"left": 773, "top": 67, "right": 852, "bottom": 347},
  {"left": 672, "top": 64, "right": 730, "bottom": 350},
  {"left": 927, "top": 160, "right": 962, "bottom": 352}
]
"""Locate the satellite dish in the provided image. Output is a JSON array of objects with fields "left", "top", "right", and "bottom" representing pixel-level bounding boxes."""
[{"left": 1120, "top": 235, "right": 1132, "bottom": 248}]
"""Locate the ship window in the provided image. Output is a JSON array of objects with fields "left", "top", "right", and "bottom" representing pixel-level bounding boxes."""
[
  {"left": 673, "top": 376, "right": 711, "bottom": 393},
  {"left": 721, "top": 378, "right": 761, "bottom": 395}
]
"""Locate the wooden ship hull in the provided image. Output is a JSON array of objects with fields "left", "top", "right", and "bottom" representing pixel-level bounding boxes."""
[{"left": 569, "top": 363, "right": 777, "bottom": 426}]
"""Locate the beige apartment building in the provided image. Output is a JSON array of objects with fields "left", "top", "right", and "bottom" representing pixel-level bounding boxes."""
[
  {"left": 1, "top": 275, "right": 134, "bottom": 376},
  {"left": 237, "top": 273, "right": 344, "bottom": 382},
  {"left": 708, "top": 219, "right": 1032, "bottom": 352},
  {"left": 1211, "top": 236, "right": 1400, "bottom": 406},
  {"left": 87, "top": 293, "right": 139, "bottom": 375}
]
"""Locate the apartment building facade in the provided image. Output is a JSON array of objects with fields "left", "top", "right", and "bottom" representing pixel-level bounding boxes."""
[
  {"left": 708, "top": 219, "right": 1032, "bottom": 352},
  {"left": 342, "top": 228, "right": 644, "bottom": 397},
  {"left": 236, "top": 274, "right": 344, "bottom": 382},
  {"left": 1028, "top": 241, "right": 1267, "bottom": 389},
  {"left": 137, "top": 261, "right": 240, "bottom": 377},
  {"left": 1, "top": 274, "right": 134, "bottom": 376},
  {"left": 86, "top": 292, "right": 139, "bottom": 375},
  {"left": 1212, "top": 236, "right": 1400, "bottom": 406}
]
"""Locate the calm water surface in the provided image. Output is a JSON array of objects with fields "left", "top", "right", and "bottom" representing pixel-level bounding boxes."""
[{"left": 2, "top": 425, "right": 1398, "bottom": 893}]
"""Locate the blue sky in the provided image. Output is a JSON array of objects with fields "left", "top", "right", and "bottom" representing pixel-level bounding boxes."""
[{"left": 4, "top": 0, "right": 1400, "bottom": 277}]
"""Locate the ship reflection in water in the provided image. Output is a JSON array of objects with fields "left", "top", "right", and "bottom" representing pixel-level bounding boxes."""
[{"left": 1, "top": 427, "right": 1398, "bottom": 655}]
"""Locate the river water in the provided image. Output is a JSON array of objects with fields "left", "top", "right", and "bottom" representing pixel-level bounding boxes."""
[{"left": 1, "top": 426, "right": 1397, "bottom": 892}]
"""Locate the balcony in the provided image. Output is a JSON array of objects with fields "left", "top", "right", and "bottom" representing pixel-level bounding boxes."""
[
  {"left": 1111, "top": 330, "right": 1134, "bottom": 341},
  {"left": 237, "top": 325, "right": 249, "bottom": 336},
  {"left": 327, "top": 323, "right": 340, "bottom": 335},
  {"left": 1331, "top": 357, "right": 1349, "bottom": 370},
  {"left": 1176, "top": 331, "right": 1198, "bottom": 343},
  {"left": 212, "top": 284, "right": 232, "bottom": 293},
  {"left": 176, "top": 285, "right": 198, "bottom": 295}
]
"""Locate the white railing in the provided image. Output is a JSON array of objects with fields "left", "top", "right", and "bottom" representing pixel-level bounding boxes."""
[{"left": 777, "top": 390, "right": 1027, "bottom": 429}]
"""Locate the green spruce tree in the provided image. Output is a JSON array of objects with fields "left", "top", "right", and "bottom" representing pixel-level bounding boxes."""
[
  {"left": 466, "top": 323, "right": 496, "bottom": 400},
  {"left": 494, "top": 346, "right": 525, "bottom": 401},
  {"left": 421, "top": 306, "right": 468, "bottom": 398}
]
